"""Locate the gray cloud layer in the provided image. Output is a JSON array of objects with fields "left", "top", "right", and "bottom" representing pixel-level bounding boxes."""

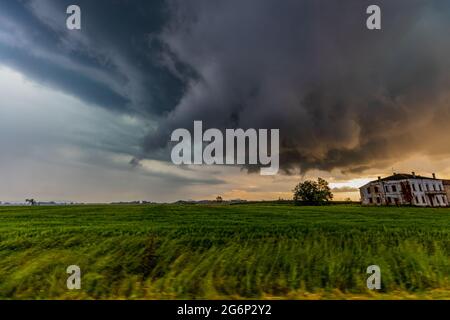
[
  {"left": 150, "top": 0, "right": 450, "bottom": 174},
  {"left": 2, "top": 0, "right": 450, "bottom": 175},
  {"left": 0, "top": 0, "right": 184, "bottom": 118}
]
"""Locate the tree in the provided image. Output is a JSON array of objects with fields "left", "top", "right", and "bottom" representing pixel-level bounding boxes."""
[
  {"left": 293, "top": 178, "right": 333, "bottom": 205},
  {"left": 216, "top": 196, "right": 223, "bottom": 203},
  {"left": 25, "top": 199, "right": 36, "bottom": 206}
]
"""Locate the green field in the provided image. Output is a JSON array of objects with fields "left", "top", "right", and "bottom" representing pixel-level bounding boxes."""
[{"left": 0, "top": 204, "right": 449, "bottom": 299}]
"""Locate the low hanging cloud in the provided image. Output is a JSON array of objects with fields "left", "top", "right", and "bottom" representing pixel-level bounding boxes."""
[
  {"left": 145, "top": 0, "right": 450, "bottom": 174},
  {"left": 331, "top": 187, "right": 359, "bottom": 193}
]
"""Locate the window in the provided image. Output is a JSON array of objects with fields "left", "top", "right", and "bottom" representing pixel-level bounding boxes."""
[
  {"left": 376, "top": 197, "right": 380, "bottom": 204},
  {"left": 385, "top": 186, "right": 390, "bottom": 192},
  {"left": 369, "top": 197, "right": 373, "bottom": 204},
  {"left": 412, "top": 184, "right": 416, "bottom": 192},
  {"left": 419, "top": 184, "right": 423, "bottom": 191},
  {"left": 415, "top": 196, "right": 419, "bottom": 203},
  {"left": 422, "top": 196, "right": 426, "bottom": 203},
  {"left": 367, "top": 187, "right": 371, "bottom": 194},
  {"left": 432, "top": 184, "right": 436, "bottom": 191},
  {"left": 374, "top": 186, "right": 379, "bottom": 193},
  {"left": 426, "top": 184, "right": 429, "bottom": 191},
  {"left": 392, "top": 185, "right": 397, "bottom": 192}
]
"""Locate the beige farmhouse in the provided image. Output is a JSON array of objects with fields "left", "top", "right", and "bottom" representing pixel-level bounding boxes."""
[{"left": 360, "top": 173, "right": 448, "bottom": 207}]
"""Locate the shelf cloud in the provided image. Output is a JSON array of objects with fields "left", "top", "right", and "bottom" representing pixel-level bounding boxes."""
[{"left": 1, "top": 0, "right": 450, "bottom": 179}]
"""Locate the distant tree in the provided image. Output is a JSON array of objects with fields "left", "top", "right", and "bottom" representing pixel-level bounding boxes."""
[
  {"left": 216, "top": 196, "right": 223, "bottom": 203},
  {"left": 293, "top": 178, "right": 333, "bottom": 205},
  {"left": 25, "top": 199, "right": 36, "bottom": 206}
]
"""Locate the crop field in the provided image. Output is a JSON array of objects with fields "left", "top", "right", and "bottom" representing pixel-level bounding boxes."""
[{"left": 0, "top": 204, "right": 449, "bottom": 299}]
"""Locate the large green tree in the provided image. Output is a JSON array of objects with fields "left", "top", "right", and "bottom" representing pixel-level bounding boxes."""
[{"left": 293, "top": 178, "right": 333, "bottom": 205}]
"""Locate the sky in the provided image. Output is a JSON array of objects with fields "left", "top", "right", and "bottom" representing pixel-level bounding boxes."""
[{"left": 1, "top": 0, "right": 450, "bottom": 203}]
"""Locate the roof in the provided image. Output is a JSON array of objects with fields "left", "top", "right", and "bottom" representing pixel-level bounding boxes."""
[{"left": 369, "top": 173, "right": 438, "bottom": 184}]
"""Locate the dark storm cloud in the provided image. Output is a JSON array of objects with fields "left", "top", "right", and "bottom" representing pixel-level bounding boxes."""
[
  {"left": 0, "top": 0, "right": 185, "bottom": 116},
  {"left": 146, "top": 0, "right": 450, "bottom": 174},
  {"left": 2, "top": 0, "right": 450, "bottom": 175}
]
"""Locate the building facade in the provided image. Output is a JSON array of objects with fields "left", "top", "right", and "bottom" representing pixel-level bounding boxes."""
[
  {"left": 443, "top": 180, "right": 450, "bottom": 204},
  {"left": 360, "top": 173, "right": 448, "bottom": 207}
]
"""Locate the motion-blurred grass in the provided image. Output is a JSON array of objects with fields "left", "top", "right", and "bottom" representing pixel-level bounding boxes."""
[{"left": 0, "top": 204, "right": 449, "bottom": 299}]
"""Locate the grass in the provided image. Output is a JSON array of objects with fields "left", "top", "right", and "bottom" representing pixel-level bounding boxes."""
[{"left": 0, "top": 204, "right": 449, "bottom": 299}]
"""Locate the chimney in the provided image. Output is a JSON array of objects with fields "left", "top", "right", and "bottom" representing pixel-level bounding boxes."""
[
  {"left": 432, "top": 173, "right": 436, "bottom": 179},
  {"left": 378, "top": 176, "right": 381, "bottom": 181},
  {"left": 393, "top": 172, "right": 397, "bottom": 175},
  {"left": 412, "top": 172, "right": 416, "bottom": 178}
]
